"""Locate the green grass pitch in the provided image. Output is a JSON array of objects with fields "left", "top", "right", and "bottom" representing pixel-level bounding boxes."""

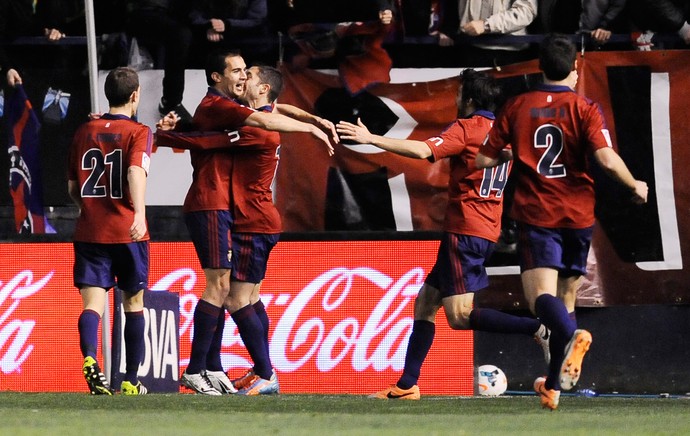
[{"left": 1, "top": 392, "right": 688, "bottom": 435}]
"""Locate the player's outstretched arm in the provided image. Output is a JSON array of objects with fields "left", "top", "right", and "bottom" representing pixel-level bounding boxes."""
[
  {"left": 246, "top": 111, "right": 334, "bottom": 156},
  {"left": 155, "top": 129, "right": 235, "bottom": 151},
  {"left": 275, "top": 103, "right": 339, "bottom": 144},
  {"left": 593, "top": 147, "right": 648, "bottom": 204},
  {"left": 336, "top": 118, "right": 430, "bottom": 159}
]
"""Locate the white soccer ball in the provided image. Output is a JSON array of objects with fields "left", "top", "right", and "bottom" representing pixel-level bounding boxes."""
[{"left": 476, "top": 364, "right": 508, "bottom": 396}]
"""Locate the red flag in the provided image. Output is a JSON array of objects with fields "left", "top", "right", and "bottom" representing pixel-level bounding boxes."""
[
  {"left": 277, "top": 66, "right": 459, "bottom": 231},
  {"left": 6, "top": 84, "right": 51, "bottom": 233}
]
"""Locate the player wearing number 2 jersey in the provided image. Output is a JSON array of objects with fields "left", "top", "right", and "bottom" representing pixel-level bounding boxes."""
[
  {"left": 336, "top": 69, "right": 550, "bottom": 400},
  {"left": 477, "top": 34, "right": 648, "bottom": 410},
  {"left": 68, "top": 67, "right": 152, "bottom": 396}
]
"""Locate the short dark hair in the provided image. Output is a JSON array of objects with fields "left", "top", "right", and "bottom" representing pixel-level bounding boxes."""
[
  {"left": 205, "top": 49, "right": 242, "bottom": 86},
  {"left": 460, "top": 68, "right": 502, "bottom": 112},
  {"left": 539, "top": 34, "right": 577, "bottom": 81},
  {"left": 104, "top": 67, "right": 139, "bottom": 107},
  {"left": 254, "top": 65, "right": 283, "bottom": 102}
]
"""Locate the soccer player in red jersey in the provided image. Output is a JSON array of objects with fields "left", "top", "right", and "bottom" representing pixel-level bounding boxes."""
[
  {"left": 158, "top": 64, "right": 335, "bottom": 395},
  {"left": 336, "top": 69, "right": 550, "bottom": 400},
  {"left": 476, "top": 34, "right": 648, "bottom": 410},
  {"left": 68, "top": 67, "right": 152, "bottom": 396},
  {"left": 156, "top": 51, "right": 335, "bottom": 395}
]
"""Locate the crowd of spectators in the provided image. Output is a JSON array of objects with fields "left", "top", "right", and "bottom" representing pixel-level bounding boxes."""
[
  {"left": 1, "top": 0, "right": 690, "bottom": 103},
  {"left": 2, "top": 1, "right": 690, "bottom": 75}
]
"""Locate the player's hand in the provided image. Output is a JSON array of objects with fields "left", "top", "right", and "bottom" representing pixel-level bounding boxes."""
[
  {"left": 315, "top": 117, "right": 339, "bottom": 144},
  {"left": 336, "top": 118, "right": 373, "bottom": 144},
  {"left": 311, "top": 126, "right": 334, "bottom": 156},
  {"left": 631, "top": 180, "right": 648, "bottom": 205},
  {"left": 88, "top": 112, "right": 103, "bottom": 120},
  {"left": 130, "top": 213, "right": 147, "bottom": 241},
  {"left": 156, "top": 112, "right": 179, "bottom": 131}
]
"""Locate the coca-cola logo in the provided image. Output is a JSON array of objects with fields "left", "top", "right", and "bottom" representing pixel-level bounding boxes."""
[
  {"left": 153, "top": 266, "right": 424, "bottom": 373},
  {"left": 0, "top": 270, "right": 53, "bottom": 373},
  {"left": 1, "top": 263, "right": 426, "bottom": 377}
]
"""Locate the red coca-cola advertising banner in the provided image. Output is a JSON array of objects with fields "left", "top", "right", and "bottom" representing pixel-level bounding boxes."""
[{"left": 0, "top": 241, "right": 474, "bottom": 395}]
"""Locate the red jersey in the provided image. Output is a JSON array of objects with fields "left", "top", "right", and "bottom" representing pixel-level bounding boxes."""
[
  {"left": 425, "top": 111, "right": 508, "bottom": 242},
  {"left": 68, "top": 113, "right": 152, "bottom": 243},
  {"left": 481, "top": 84, "right": 612, "bottom": 229},
  {"left": 155, "top": 104, "right": 281, "bottom": 233},
  {"left": 183, "top": 88, "right": 254, "bottom": 212},
  {"left": 230, "top": 105, "right": 282, "bottom": 233}
]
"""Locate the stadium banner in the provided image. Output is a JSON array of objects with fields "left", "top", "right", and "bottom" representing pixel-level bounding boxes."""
[
  {"left": 111, "top": 289, "right": 180, "bottom": 393},
  {"left": 0, "top": 241, "right": 475, "bottom": 395}
]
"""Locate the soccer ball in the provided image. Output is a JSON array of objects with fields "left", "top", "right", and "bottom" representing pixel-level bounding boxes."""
[{"left": 476, "top": 364, "right": 508, "bottom": 396}]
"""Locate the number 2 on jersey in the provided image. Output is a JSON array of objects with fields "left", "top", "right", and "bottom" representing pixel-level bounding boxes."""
[{"left": 535, "top": 124, "right": 566, "bottom": 178}]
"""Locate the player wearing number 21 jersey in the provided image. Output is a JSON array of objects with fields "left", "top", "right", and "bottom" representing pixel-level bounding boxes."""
[
  {"left": 336, "top": 69, "right": 549, "bottom": 400},
  {"left": 68, "top": 113, "right": 152, "bottom": 243},
  {"left": 67, "top": 67, "right": 152, "bottom": 396}
]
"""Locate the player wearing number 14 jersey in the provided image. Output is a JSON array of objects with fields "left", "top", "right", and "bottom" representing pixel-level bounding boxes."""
[
  {"left": 336, "top": 69, "right": 550, "bottom": 400},
  {"left": 477, "top": 34, "right": 648, "bottom": 410},
  {"left": 68, "top": 67, "right": 152, "bottom": 396}
]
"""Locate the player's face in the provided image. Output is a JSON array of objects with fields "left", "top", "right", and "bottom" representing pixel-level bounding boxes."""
[
  {"left": 243, "top": 67, "right": 264, "bottom": 103},
  {"left": 220, "top": 55, "right": 248, "bottom": 98}
]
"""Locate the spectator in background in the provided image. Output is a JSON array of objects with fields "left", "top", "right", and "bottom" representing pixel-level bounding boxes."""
[
  {"left": 35, "top": 0, "right": 85, "bottom": 42},
  {"left": 125, "top": 0, "right": 193, "bottom": 121},
  {"left": 189, "top": 0, "right": 274, "bottom": 65},
  {"left": 626, "top": 0, "right": 690, "bottom": 49},
  {"left": 285, "top": 0, "right": 395, "bottom": 93},
  {"left": 581, "top": 0, "right": 629, "bottom": 45},
  {"left": 436, "top": 0, "right": 538, "bottom": 67},
  {"left": 532, "top": 0, "right": 629, "bottom": 49},
  {"left": 0, "top": 0, "right": 38, "bottom": 87},
  {"left": 32, "top": 0, "right": 91, "bottom": 74},
  {"left": 395, "top": 0, "right": 441, "bottom": 40},
  {"left": 284, "top": 0, "right": 394, "bottom": 63},
  {"left": 0, "top": 47, "right": 22, "bottom": 87},
  {"left": 1, "top": 0, "right": 93, "bottom": 207}
]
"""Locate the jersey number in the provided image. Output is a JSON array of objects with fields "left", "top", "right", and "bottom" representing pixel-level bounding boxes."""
[
  {"left": 81, "top": 148, "right": 123, "bottom": 199},
  {"left": 535, "top": 124, "right": 566, "bottom": 178},
  {"left": 479, "top": 161, "right": 510, "bottom": 198}
]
